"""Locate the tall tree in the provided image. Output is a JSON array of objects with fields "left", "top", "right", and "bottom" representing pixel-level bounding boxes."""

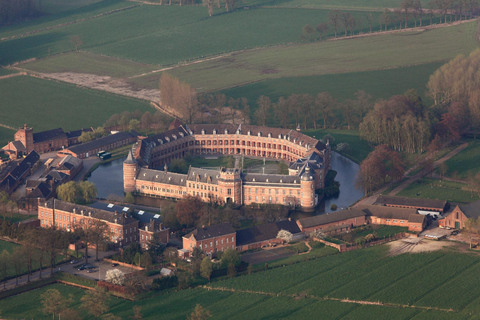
[
  {"left": 316, "top": 92, "right": 336, "bottom": 129},
  {"left": 0, "top": 250, "right": 9, "bottom": 289},
  {"left": 200, "top": 256, "right": 213, "bottom": 281},
  {"left": 81, "top": 290, "right": 109, "bottom": 320},
  {"left": 11, "top": 246, "right": 24, "bottom": 286},
  {"left": 316, "top": 22, "right": 329, "bottom": 39},
  {"left": 41, "top": 289, "right": 71, "bottom": 320},
  {"left": 188, "top": 304, "right": 211, "bottom": 320},
  {"left": 400, "top": 0, "right": 414, "bottom": 28},
  {"left": 329, "top": 10, "right": 341, "bottom": 37},
  {"left": 255, "top": 95, "right": 272, "bottom": 126},
  {"left": 366, "top": 12, "right": 374, "bottom": 32},
  {"left": 302, "top": 24, "right": 315, "bottom": 41},
  {"left": 202, "top": 0, "right": 214, "bottom": 16},
  {"left": 273, "top": 97, "right": 290, "bottom": 128},
  {"left": 340, "top": 12, "right": 353, "bottom": 36}
]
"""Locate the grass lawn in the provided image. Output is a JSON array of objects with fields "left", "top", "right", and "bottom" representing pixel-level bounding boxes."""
[
  {"left": 0, "top": 75, "right": 152, "bottom": 131},
  {"left": 1, "top": 212, "right": 38, "bottom": 223},
  {"left": 0, "top": 239, "right": 20, "bottom": 254},
  {"left": 352, "top": 225, "right": 408, "bottom": 239},
  {"left": 444, "top": 140, "right": 480, "bottom": 179},
  {"left": 397, "top": 177, "right": 479, "bottom": 203},
  {"left": 166, "top": 22, "right": 478, "bottom": 92},
  {"left": 242, "top": 0, "right": 430, "bottom": 10},
  {"left": 41, "top": 0, "right": 105, "bottom": 15},
  {"left": 184, "top": 155, "right": 287, "bottom": 174},
  {"left": 304, "top": 129, "right": 372, "bottom": 163}
]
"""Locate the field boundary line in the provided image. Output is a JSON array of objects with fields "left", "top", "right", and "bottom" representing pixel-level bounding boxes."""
[
  {"left": 201, "top": 286, "right": 457, "bottom": 313},
  {"left": 1, "top": 4, "right": 141, "bottom": 43},
  {"left": 0, "top": 72, "right": 26, "bottom": 80},
  {"left": 0, "top": 123, "right": 16, "bottom": 131}
]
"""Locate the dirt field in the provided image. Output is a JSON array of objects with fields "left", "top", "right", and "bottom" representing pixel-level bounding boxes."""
[
  {"left": 241, "top": 247, "right": 294, "bottom": 265},
  {"left": 388, "top": 237, "right": 456, "bottom": 256}
]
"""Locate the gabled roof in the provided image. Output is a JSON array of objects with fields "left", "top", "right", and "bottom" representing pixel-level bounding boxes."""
[
  {"left": 374, "top": 195, "right": 447, "bottom": 211},
  {"left": 358, "top": 204, "right": 417, "bottom": 220},
  {"left": 89, "top": 201, "right": 162, "bottom": 225},
  {"left": 40, "top": 199, "right": 138, "bottom": 225},
  {"left": 184, "top": 223, "right": 235, "bottom": 241},
  {"left": 236, "top": 220, "right": 301, "bottom": 246},
  {"left": 26, "top": 182, "right": 52, "bottom": 199},
  {"left": 56, "top": 155, "right": 82, "bottom": 171},
  {"left": 65, "top": 128, "right": 93, "bottom": 139},
  {"left": 3, "top": 141, "right": 26, "bottom": 152},
  {"left": 458, "top": 201, "right": 480, "bottom": 219},
  {"left": 67, "top": 131, "right": 136, "bottom": 155},
  {"left": 137, "top": 168, "right": 187, "bottom": 186},
  {"left": 9, "top": 151, "right": 39, "bottom": 180},
  {"left": 298, "top": 208, "right": 366, "bottom": 229},
  {"left": 33, "top": 128, "right": 66, "bottom": 143}
]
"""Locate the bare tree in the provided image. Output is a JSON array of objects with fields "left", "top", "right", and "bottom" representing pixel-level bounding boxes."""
[
  {"left": 70, "top": 35, "right": 83, "bottom": 51},
  {"left": 316, "top": 22, "right": 329, "bottom": 39},
  {"left": 329, "top": 10, "right": 341, "bottom": 37}
]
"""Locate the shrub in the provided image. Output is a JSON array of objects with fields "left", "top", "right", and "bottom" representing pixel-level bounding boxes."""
[{"left": 151, "top": 275, "right": 178, "bottom": 291}]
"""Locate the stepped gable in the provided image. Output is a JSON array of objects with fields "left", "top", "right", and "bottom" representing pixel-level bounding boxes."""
[
  {"left": 186, "top": 167, "right": 220, "bottom": 184},
  {"left": 185, "top": 222, "right": 235, "bottom": 241},
  {"left": 33, "top": 128, "right": 66, "bottom": 143},
  {"left": 136, "top": 168, "right": 187, "bottom": 186}
]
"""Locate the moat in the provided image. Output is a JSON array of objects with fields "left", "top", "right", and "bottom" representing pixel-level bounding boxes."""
[{"left": 88, "top": 152, "right": 363, "bottom": 215}]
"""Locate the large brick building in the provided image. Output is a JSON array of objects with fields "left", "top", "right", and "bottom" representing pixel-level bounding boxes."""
[
  {"left": 182, "top": 223, "right": 236, "bottom": 257},
  {"left": 439, "top": 201, "right": 480, "bottom": 229},
  {"left": 124, "top": 123, "right": 330, "bottom": 211},
  {"left": 38, "top": 199, "right": 140, "bottom": 247}
]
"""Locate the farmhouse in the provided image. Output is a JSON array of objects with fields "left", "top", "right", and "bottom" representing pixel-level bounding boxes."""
[
  {"left": 125, "top": 122, "right": 330, "bottom": 211},
  {"left": 182, "top": 223, "right": 236, "bottom": 257},
  {"left": 59, "top": 131, "right": 137, "bottom": 159},
  {"left": 0, "top": 151, "right": 40, "bottom": 194},
  {"left": 374, "top": 195, "right": 447, "bottom": 213},
  {"left": 2, "top": 124, "right": 94, "bottom": 159},
  {"left": 439, "top": 201, "right": 480, "bottom": 229},
  {"left": 358, "top": 205, "right": 427, "bottom": 232}
]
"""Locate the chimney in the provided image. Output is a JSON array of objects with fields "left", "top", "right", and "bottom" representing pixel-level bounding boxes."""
[
  {"left": 73, "top": 208, "right": 76, "bottom": 213},
  {"left": 88, "top": 212, "right": 92, "bottom": 217}
]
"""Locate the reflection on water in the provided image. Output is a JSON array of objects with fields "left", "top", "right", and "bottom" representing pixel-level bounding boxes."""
[
  {"left": 88, "top": 157, "right": 126, "bottom": 199},
  {"left": 290, "top": 152, "right": 364, "bottom": 219},
  {"left": 88, "top": 152, "right": 363, "bottom": 215}
]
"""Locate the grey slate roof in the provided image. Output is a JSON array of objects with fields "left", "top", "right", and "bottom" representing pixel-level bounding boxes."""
[
  {"left": 184, "top": 223, "right": 235, "bottom": 241},
  {"left": 65, "top": 128, "right": 93, "bottom": 139},
  {"left": 298, "top": 208, "right": 366, "bottom": 229},
  {"left": 41, "top": 199, "right": 137, "bottom": 225},
  {"left": 186, "top": 167, "right": 220, "bottom": 184},
  {"left": 68, "top": 131, "right": 136, "bottom": 155},
  {"left": 56, "top": 155, "right": 82, "bottom": 171},
  {"left": 243, "top": 173, "right": 300, "bottom": 186},
  {"left": 357, "top": 204, "right": 417, "bottom": 220},
  {"left": 458, "top": 201, "right": 480, "bottom": 219},
  {"left": 26, "top": 182, "right": 52, "bottom": 199},
  {"left": 236, "top": 220, "right": 301, "bottom": 246},
  {"left": 89, "top": 201, "right": 161, "bottom": 225},
  {"left": 9, "top": 151, "right": 39, "bottom": 180},
  {"left": 374, "top": 195, "right": 447, "bottom": 211},
  {"left": 136, "top": 168, "right": 187, "bottom": 186},
  {"left": 33, "top": 128, "right": 66, "bottom": 143}
]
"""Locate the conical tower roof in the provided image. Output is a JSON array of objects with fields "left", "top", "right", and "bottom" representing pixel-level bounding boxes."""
[{"left": 124, "top": 149, "right": 136, "bottom": 164}]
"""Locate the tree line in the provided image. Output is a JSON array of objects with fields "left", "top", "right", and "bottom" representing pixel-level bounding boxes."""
[
  {"left": 103, "top": 109, "right": 172, "bottom": 134},
  {"left": 302, "top": 0, "right": 479, "bottom": 41}
]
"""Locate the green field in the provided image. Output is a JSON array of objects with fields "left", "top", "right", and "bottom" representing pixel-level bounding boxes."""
[
  {"left": 41, "top": 0, "right": 105, "bottom": 15},
  {"left": 0, "top": 126, "right": 15, "bottom": 148},
  {"left": 444, "top": 140, "right": 480, "bottom": 180},
  {"left": 397, "top": 178, "right": 479, "bottom": 203},
  {"left": 219, "top": 61, "right": 442, "bottom": 111},
  {"left": 0, "top": 75, "right": 152, "bottom": 131},
  {"left": 166, "top": 22, "right": 478, "bottom": 92},
  {"left": 1, "top": 246, "right": 480, "bottom": 319},
  {"left": 242, "top": 0, "right": 428, "bottom": 10}
]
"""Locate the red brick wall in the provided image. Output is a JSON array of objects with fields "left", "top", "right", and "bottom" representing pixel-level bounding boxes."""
[
  {"left": 300, "top": 216, "right": 366, "bottom": 234},
  {"left": 443, "top": 206, "right": 467, "bottom": 229},
  {"left": 183, "top": 232, "right": 236, "bottom": 256}
]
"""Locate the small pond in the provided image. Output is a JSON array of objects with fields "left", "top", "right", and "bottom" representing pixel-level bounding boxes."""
[{"left": 88, "top": 157, "right": 126, "bottom": 199}]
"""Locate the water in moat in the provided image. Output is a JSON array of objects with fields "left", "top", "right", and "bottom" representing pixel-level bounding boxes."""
[
  {"left": 88, "top": 152, "right": 363, "bottom": 215},
  {"left": 88, "top": 157, "right": 126, "bottom": 199}
]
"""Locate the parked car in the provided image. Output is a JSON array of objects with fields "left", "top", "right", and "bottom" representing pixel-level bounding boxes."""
[
  {"left": 77, "top": 264, "right": 87, "bottom": 271},
  {"left": 451, "top": 230, "right": 460, "bottom": 236},
  {"left": 111, "top": 263, "right": 119, "bottom": 267},
  {"left": 87, "top": 269, "right": 97, "bottom": 273},
  {"left": 70, "top": 260, "right": 78, "bottom": 264}
]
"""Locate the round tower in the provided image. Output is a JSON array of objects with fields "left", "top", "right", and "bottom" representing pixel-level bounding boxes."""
[
  {"left": 123, "top": 150, "right": 138, "bottom": 193},
  {"left": 300, "top": 166, "right": 316, "bottom": 212}
]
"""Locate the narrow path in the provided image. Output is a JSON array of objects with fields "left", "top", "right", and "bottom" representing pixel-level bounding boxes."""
[
  {"left": 299, "top": 241, "right": 312, "bottom": 255},
  {"left": 388, "top": 142, "right": 468, "bottom": 196},
  {"left": 0, "top": 123, "right": 16, "bottom": 131}
]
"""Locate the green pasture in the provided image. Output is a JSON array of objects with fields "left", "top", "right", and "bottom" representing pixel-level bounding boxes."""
[
  {"left": 304, "top": 129, "right": 372, "bottom": 163},
  {"left": 166, "top": 22, "right": 478, "bottom": 92},
  {"left": 1, "top": 212, "right": 38, "bottom": 224},
  {"left": 0, "top": 0, "right": 135, "bottom": 41},
  {"left": 444, "top": 140, "right": 480, "bottom": 179},
  {"left": 1, "top": 246, "right": 479, "bottom": 319},
  {"left": 18, "top": 51, "right": 160, "bottom": 78},
  {"left": 0, "top": 126, "right": 15, "bottom": 148},
  {"left": 397, "top": 178, "right": 479, "bottom": 203},
  {"left": 0, "top": 75, "right": 152, "bottom": 131},
  {"left": 0, "top": 240, "right": 20, "bottom": 254},
  {"left": 41, "top": 0, "right": 105, "bottom": 15},
  {"left": 219, "top": 61, "right": 442, "bottom": 113}
]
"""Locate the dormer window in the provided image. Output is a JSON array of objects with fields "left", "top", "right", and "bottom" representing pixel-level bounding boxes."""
[
  {"left": 247, "top": 130, "right": 251, "bottom": 135},
  {"left": 268, "top": 133, "right": 272, "bottom": 138},
  {"left": 201, "top": 129, "right": 205, "bottom": 135},
  {"left": 258, "top": 132, "right": 262, "bottom": 137},
  {"left": 213, "top": 129, "right": 217, "bottom": 134},
  {"left": 225, "top": 128, "right": 228, "bottom": 134}
]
